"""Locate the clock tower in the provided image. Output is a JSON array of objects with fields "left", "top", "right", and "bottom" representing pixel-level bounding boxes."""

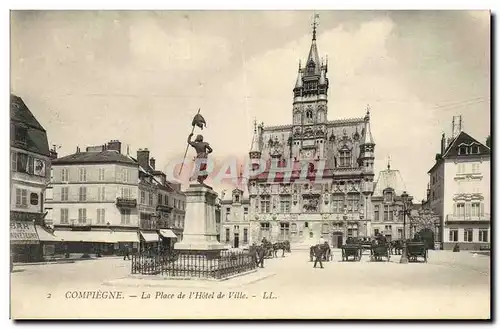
[{"left": 291, "top": 16, "right": 329, "bottom": 162}]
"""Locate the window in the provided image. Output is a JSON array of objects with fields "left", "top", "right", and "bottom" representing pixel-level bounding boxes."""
[
  {"left": 120, "top": 209, "right": 131, "bottom": 224},
  {"left": 260, "top": 196, "right": 271, "bottom": 213},
  {"left": 374, "top": 206, "right": 379, "bottom": 221},
  {"left": 79, "top": 168, "right": 87, "bottom": 182},
  {"left": 61, "top": 187, "right": 69, "bottom": 201},
  {"left": 98, "top": 168, "right": 105, "bottom": 181},
  {"left": 14, "top": 125, "right": 28, "bottom": 144},
  {"left": 96, "top": 209, "right": 106, "bottom": 224},
  {"left": 291, "top": 223, "right": 298, "bottom": 234},
  {"left": 397, "top": 228, "right": 403, "bottom": 239},
  {"left": 322, "top": 223, "right": 329, "bottom": 234},
  {"left": 346, "top": 194, "right": 360, "bottom": 211},
  {"left": 235, "top": 195, "right": 240, "bottom": 202},
  {"left": 148, "top": 193, "right": 153, "bottom": 206},
  {"left": 121, "top": 187, "right": 131, "bottom": 199},
  {"left": 243, "top": 228, "right": 248, "bottom": 244},
  {"left": 305, "top": 221, "right": 309, "bottom": 228},
  {"left": 306, "top": 110, "right": 313, "bottom": 119},
  {"left": 457, "top": 163, "right": 465, "bottom": 174},
  {"left": 16, "top": 153, "right": 28, "bottom": 173},
  {"left": 244, "top": 207, "right": 248, "bottom": 215},
  {"left": 79, "top": 187, "right": 87, "bottom": 201},
  {"left": 479, "top": 230, "right": 488, "bottom": 242},
  {"left": 226, "top": 207, "right": 231, "bottom": 220},
  {"left": 60, "top": 208, "right": 69, "bottom": 224},
  {"left": 122, "top": 169, "right": 129, "bottom": 183},
  {"left": 471, "top": 203, "right": 480, "bottom": 217},
  {"left": 347, "top": 228, "right": 353, "bottom": 237},
  {"left": 449, "top": 229, "right": 458, "bottom": 242},
  {"left": 384, "top": 190, "right": 393, "bottom": 203},
  {"left": 339, "top": 150, "right": 352, "bottom": 167},
  {"left": 158, "top": 194, "right": 163, "bottom": 205},
  {"left": 78, "top": 208, "right": 87, "bottom": 224},
  {"left": 458, "top": 146, "right": 468, "bottom": 155},
  {"left": 454, "top": 203, "right": 465, "bottom": 217},
  {"left": 464, "top": 229, "right": 473, "bottom": 242},
  {"left": 11, "top": 152, "right": 16, "bottom": 172},
  {"left": 98, "top": 187, "right": 105, "bottom": 201},
  {"left": 280, "top": 222, "right": 290, "bottom": 239},
  {"left": 15, "top": 188, "right": 28, "bottom": 207},
  {"left": 309, "top": 231, "right": 314, "bottom": 238},
  {"left": 374, "top": 229, "right": 379, "bottom": 235},
  {"left": 280, "top": 196, "right": 291, "bottom": 213},
  {"left": 225, "top": 228, "right": 230, "bottom": 243},
  {"left": 332, "top": 195, "right": 344, "bottom": 213},
  {"left": 471, "top": 145, "right": 479, "bottom": 154},
  {"left": 140, "top": 191, "right": 146, "bottom": 204},
  {"left": 61, "top": 168, "right": 69, "bottom": 182},
  {"left": 472, "top": 163, "right": 480, "bottom": 173}
]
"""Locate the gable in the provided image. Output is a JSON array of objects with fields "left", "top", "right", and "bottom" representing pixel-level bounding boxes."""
[{"left": 443, "top": 131, "right": 490, "bottom": 158}]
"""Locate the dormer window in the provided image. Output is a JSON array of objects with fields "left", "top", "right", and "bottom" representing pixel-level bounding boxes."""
[
  {"left": 339, "top": 148, "right": 352, "bottom": 167},
  {"left": 383, "top": 189, "right": 393, "bottom": 203},
  {"left": 235, "top": 194, "right": 240, "bottom": 203},
  {"left": 14, "top": 124, "right": 28, "bottom": 145},
  {"left": 471, "top": 145, "right": 480, "bottom": 154},
  {"left": 458, "top": 146, "right": 468, "bottom": 155}
]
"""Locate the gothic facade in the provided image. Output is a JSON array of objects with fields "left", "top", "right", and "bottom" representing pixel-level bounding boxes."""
[{"left": 246, "top": 25, "right": 376, "bottom": 248}]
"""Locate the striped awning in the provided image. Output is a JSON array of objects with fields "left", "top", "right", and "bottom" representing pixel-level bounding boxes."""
[{"left": 159, "top": 229, "right": 177, "bottom": 239}]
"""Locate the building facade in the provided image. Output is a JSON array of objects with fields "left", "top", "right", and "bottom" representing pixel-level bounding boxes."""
[
  {"left": 428, "top": 116, "right": 491, "bottom": 250},
  {"left": 10, "top": 94, "right": 53, "bottom": 262},
  {"left": 371, "top": 163, "right": 414, "bottom": 242},
  {"left": 46, "top": 141, "right": 185, "bottom": 254},
  {"left": 221, "top": 189, "right": 250, "bottom": 248},
  {"left": 247, "top": 24, "right": 376, "bottom": 248}
]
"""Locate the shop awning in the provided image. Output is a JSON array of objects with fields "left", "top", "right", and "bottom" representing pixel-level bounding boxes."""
[
  {"left": 56, "top": 231, "right": 117, "bottom": 243},
  {"left": 35, "top": 226, "right": 62, "bottom": 242},
  {"left": 140, "top": 232, "right": 159, "bottom": 242},
  {"left": 10, "top": 221, "right": 39, "bottom": 245},
  {"left": 159, "top": 229, "right": 177, "bottom": 239},
  {"left": 112, "top": 231, "right": 139, "bottom": 243}
]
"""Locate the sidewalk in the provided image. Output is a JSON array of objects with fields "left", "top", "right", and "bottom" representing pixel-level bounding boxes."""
[{"left": 13, "top": 254, "right": 125, "bottom": 266}]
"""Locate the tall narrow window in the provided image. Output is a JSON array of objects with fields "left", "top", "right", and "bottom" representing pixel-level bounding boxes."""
[
  {"left": 98, "top": 187, "right": 105, "bottom": 201},
  {"left": 471, "top": 202, "right": 480, "bottom": 217},
  {"left": 60, "top": 208, "right": 69, "bottom": 224},
  {"left": 280, "top": 222, "right": 290, "bottom": 240},
  {"left": 479, "top": 229, "right": 488, "bottom": 242},
  {"left": 78, "top": 208, "right": 87, "bottom": 224},
  {"left": 332, "top": 195, "right": 344, "bottom": 213},
  {"left": 464, "top": 228, "right": 473, "bottom": 242},
  {"left": 98, "top": 168, "right": 105, "bottom": 181},
  {"left": 260, "top": 196, "right": 271, "bottom": 213},
  {"left": 61, "top": 187, "right": 69, "bottom": 201},
  {"left": 79, "top": 168, "right": 87, "bottom": 182},
  {"left": 280, "top": 196, "right": 291, "bottom": 213},
  {"left": 455, "top": 203, "right": 465, "bottom": 217},
  {"left": 374, "top": 205, "right": 379, "bottom": 221},
  {"left": 449, "top": 229, "right": 458, "bottom": 242},
  {"left": 15, "top": 188, "right": 28, "bottom": 207},
  {"left": 243, "top": 228, "right": 248, "bottom": 243},
  {"left": 96, "top": 209, "right": 106, "bottom": 224},
  {"left": 79, "top": 187, "right": 87, "bottom": 201},
  {"left": 61, "top": 168, "right": 69, "bottom": 182},
  {"left": 120, "top": 209, "right": 131, "bottom": 224},
  {"left": 140, "top": 191, "right": 146, "bottom": 204},
  {"left": 225, "top": 228, "right": 230, "bottom": 243},
  {"left": 260, "top": 222, "right": 270, "bottom": 239},
  {"left": 339, "top": 150, "right": 352, "bottom": 167},
  {"left": 148, "top": 193, "right": 153, "bottom": 206}
]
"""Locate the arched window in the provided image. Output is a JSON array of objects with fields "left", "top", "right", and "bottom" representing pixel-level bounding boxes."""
[
  {"left": 306, "top": 110, "right": 313, "bottom": 122},
  {"left": 304, "top": 221, "right": 309, "bottom": 228}
]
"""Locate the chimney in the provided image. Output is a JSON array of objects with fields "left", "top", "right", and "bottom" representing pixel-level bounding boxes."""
[
  {"left": 150, "top": 157, "right": 156, "bottom": 170},
  {"left": 440, "top": 133, "right": 446, "bottom": 154},
  {"left": 107, "top": 140, "right": 122, "bottom": 154},
  {"left": 137, "top": 148, "right": 150, "bottom": 171},
  {"left": 76, "top": 146, "right": 80, "bottom": 153}
]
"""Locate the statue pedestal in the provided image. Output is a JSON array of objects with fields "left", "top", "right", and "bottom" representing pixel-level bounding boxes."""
[{"left": 174, "top": 184, "right": 226, "bottom": 254}]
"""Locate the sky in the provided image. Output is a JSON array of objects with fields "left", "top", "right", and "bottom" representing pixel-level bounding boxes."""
[{"left": 10, "top": 10, "right": 490, "bottom": 201}]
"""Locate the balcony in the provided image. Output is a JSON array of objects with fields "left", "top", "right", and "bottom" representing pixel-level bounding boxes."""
[
  {"left": 68, "top": 219, "right": 92, "bottom": 228},
  {"left": 156, "top": 204, "right": 173, "bottom": 213},
  {"left": 445, "top": 214, "right": 490, "bottom": 224},
  {"left": 116, "top": 198, "right": 137, "bottom": 208}
]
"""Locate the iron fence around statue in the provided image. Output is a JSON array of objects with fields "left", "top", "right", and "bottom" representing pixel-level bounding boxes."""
[{"left": 131, "top": 250, "right": 256, "bottom": 279}]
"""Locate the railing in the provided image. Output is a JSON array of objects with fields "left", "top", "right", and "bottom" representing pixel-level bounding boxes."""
[
  {"left": 131, "top": 250, "right": 256, "bottom": 279},
  {"left": 116, "top": 198, "right": 137, "bottom": 208},
  {"left": 446, "top": 214, "right": 490, "bottom": 222}
]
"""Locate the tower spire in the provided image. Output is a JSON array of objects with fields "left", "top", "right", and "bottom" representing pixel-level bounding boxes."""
[
  {"left": 312, "top": 13, "right": 319, "bottom": 41},
  {"left": 387, "top": 155, "right": 391, "bottom": 170}
]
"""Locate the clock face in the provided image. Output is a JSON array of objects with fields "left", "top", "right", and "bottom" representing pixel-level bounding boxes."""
[{"left": 305, "top": 150, "right": 312, "bottom": 158}]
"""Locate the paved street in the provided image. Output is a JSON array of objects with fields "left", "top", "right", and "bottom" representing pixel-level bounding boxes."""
[{"left": 10, "top": 250, "right": 490, "bottom": 319}]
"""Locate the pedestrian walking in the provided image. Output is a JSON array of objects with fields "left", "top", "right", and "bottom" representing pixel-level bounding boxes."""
[
  {"left": 313, "top": 245, "right": 324, "bottom": 269},
  {"left": 123, "top": 244, "right": 131, "bottom": 260}
]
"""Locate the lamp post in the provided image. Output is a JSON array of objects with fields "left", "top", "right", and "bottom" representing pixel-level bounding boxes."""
[{"left": 400, "top": 191, "right": 410, "bottom": 264}]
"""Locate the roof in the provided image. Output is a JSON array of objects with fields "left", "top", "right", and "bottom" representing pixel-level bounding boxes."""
[
  {"left": 52, "top": 150, "right": 138, "bottom": 165},
  {"left": 306, "top": 39, "right": 321, "bottom": 75},
  {"left": 428, "top": 131, "right": 490, "bottom": 173},
  {"left": 10, "top": 94, "right": 50, "bottom": 157},
  {"left": 373, "top": 167, "right": 407, "bottom": 197}
]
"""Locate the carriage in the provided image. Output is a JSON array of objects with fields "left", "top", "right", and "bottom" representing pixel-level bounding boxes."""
[
  {"left": 407, "top": 242, "right": 428, "bottom": 262},
  {"left": 390, "top": 240, "right": 404, "bottom": 255},
  {"left": 370, "top": 244, "right": 391, "bottom": 262},
  {"left": 341, "top": 244, "right": 362, "bottom": 261}
]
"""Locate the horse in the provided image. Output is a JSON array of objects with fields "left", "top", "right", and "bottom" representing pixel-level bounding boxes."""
[
  {"left": 249, "top": 243, "right": 266, "bottom": 268},
  {"left": 272, "top": 241, "right": 291, "bottom": 258},
  {"left": 309, "top": 242, "right": 331, "bottom": 262},
  {"left": 261, "top": 238, "right": 274, "bottom": 258}
]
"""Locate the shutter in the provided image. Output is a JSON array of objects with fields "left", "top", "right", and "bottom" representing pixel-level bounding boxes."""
[
  {"left": 480, "top": 203, "right": 484, "bottom": 217},
  {"left": 465, "top": 203, "right": 471, "bottom": 218}
]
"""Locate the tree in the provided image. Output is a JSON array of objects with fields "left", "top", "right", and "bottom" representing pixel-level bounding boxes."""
[
  {"left": 486, "top": 135, "right": 491, "bottom": 148},
  {"left": 409, "top": 207, "right": 439, "bottom": 233}
]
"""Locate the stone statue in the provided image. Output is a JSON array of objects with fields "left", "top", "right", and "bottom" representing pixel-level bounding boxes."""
[{"left": 188, "top": 133, "right": 213, "bottom": 184}]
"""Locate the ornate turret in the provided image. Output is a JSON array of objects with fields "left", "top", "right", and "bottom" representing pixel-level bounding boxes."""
[
  {"left": 294, "top": 61, "right": 303, "bottom": 91},
  {"left": 249, "top": 119, "right": 262, "bottom": 160},
  {"left": 359, "top": 105, "right": 375, "bottom": 176}
]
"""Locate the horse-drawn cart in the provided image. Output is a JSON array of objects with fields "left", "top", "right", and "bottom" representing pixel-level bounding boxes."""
[
  {"left": 371, "top": 244, "right": 391, "bottom": 262},
  {"left": 341, "top": 244, "right": 362, "bottom": 261},
  {"left": 407, "top": 242, "right": 428, "bottom": 262}
]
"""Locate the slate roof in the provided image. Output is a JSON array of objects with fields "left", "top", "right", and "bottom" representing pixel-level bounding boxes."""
[
  {"left": 52, "top": 150, "right": 137, "bottom": 165},
  {"left": 373, "top": 168, "right": 407, "bottom": 197},
  {"left": 10, "top": 94, "right": 50, "bottom": 157}
]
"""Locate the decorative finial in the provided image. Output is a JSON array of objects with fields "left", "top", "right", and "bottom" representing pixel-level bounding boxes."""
[
  {"left": 366, "top": 104, "right": 371, "bottom": 115},
  {"left": 387, "top": 154, "right": 391, "bottom": 170},
  {"left": 298, "top": 60, "right": 301, "bottom": 71},
  {"left": 253, "top": 118, "right": 257, "bottom": 133},
  {"left": 312, "top": 13, "right": 319, "bottom": 41}
]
